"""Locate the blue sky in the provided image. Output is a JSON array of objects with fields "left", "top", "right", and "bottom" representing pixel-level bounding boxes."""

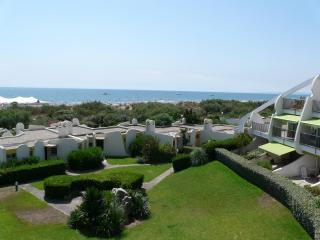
[{"left": 0, "top": 0, "right": 319, "bottom": 92}]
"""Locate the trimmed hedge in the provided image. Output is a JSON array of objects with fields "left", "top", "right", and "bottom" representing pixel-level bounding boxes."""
[
  {"left": 172, "top": 154, "right": 191, "bottom": 172},
  {"left": 68, "top": 147, "right": 104, "bottom": 171},
  {"left": 202, "top": 133, "right": 252, "bottom": 160},
  {"left": 0, "top": 160, "right": 66, "bottom": 186},
  {"left": 215, "top": 148, "right": 320, "bottom": 240},
  {"left": 44, "top": 171, "right": 144, "bottom": 200}
]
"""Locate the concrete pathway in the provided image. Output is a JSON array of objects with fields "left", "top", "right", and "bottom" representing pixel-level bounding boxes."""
[
  {"left": 21, "top": 184, "right": 81, "bottom": 216},
  {"left": 143, "top": 167, "right": 174, "bottom": 190},
  {"left": 21, "top": 166, "right": 174, "bottom": 216}
]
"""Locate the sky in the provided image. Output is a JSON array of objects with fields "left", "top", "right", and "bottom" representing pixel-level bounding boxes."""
[{"left": 0, "top": 0, "right": 320, "bottom": 92}]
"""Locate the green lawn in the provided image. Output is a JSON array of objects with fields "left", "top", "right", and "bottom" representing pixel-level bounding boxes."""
[
  {"left": 3, "top": 161, "right": 311, "bottom": 240},
  {"left": 118, "top": 161, "right": 311, "bottom": 240},
  {"left": 31, "top": 163, "right": 172, "bottom": 190},
  {"left": 97, "top": 164, "right": 172, "bottom": 182},
  {"left": 107, "top": 157, "right": 138, "bottom": 165},
  {"left": 0, "top": 190, "right": 94, "bottom": 240}
]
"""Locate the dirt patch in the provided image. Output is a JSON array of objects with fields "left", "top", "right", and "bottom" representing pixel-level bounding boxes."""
[
  {"left": 257, "top": 193, "right": 277, "bottom": 208},
  {"left": 0, "top": 187, "right": 16, "bottom": 200},
  {"left": 15, "top": 207, "right": 67, "bottom": 225},
  {"left": 126, "top": 220, "right": 142, "bottom": 229}
]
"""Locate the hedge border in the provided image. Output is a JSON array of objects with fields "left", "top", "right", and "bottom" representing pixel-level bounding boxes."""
[
  {"left": 44, "top": 171, "right": 144, "bottom": 200},
  {"left": 0, "top": 160, "right": 66, "bottom": 186},
  {"left": 215, "top": 148, "right": 320, "bottom": 240}
]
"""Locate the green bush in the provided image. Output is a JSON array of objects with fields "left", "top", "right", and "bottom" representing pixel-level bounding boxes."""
[
  {"left": 44, "top": 175, "right": 73, "bottom": 200},
  {"left": 141, "top": 136, "right": 159, "bottom": 163},
  {"left": 172, "top": 154, "right": 191, "bottom": 172},
  {"left": 215, "top": 148, "right": 320, "bottom": 239},
  {"left": 0, "top": 160, "right": 66, "bottom": 186},
  {"left": 129, "top": 134, "right": 155, "bottom": 157},
  {"left": 129, "top": 189, "right": 151, "bottom": 220},
  {"left": 0, "top": 156, "right": 40, "bottom": 169},
  {"left": 190, "top": 148, "right": 208, "bottom": 166},
  {"left": 202, "top": 133, "right": 252, "bottom": 159},
  {"left": 44, "top": 171, "right": 144, "bottom": 200},
  {"left": 68, "top": 147, "right": 103, "bottom": 171},
  {"left": 304, "top": 185, "right": 320, "bottom": 197},
  {"left": 152, "top": 113, "right": 174, "bottom": 126},
  {"left": 156, "top": 144, "right": 176, "bottom": 163},
  {"left": 69, "top": 187, "right": 124, "bottom": 238},
  {"left": 257, "top": 159, "right": 272, "bottom": 170}
]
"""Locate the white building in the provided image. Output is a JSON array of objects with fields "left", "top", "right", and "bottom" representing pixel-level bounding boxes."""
[{"left": 0, "top": 118, "right": 235, "bottom": 163}]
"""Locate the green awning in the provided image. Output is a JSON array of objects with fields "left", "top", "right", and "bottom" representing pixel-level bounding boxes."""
[
  {"left": 301, "top": 118, "right": 320, "bottom": 127},
  {"left": 259, "top": 143, "right": 295, "bottom": 156},
  {"left": 273, "top": 114, "right": 300, "bottom": 123}
]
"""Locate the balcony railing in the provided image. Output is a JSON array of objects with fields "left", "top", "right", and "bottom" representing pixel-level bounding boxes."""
[
  {"left": 272, "top": 126, "right": 296, "bottom": 141},
  {"left": 283, "top": 98, "right": 305, "bottom": 114},
  {"left": 300, "top": 132, "right": 320, "bottom": 149},
  {"left": 312, "top": 100, "right": 320, "bottom": 113},
  {"left": 252, "top": 122, "right": 269, "bottom": 133}
]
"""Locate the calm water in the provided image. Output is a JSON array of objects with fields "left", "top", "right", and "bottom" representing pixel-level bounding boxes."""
[{"left": 0, "top": 87, "right": 279, "bottom": 104}]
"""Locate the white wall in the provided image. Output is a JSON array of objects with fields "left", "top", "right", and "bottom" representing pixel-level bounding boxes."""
[
  {"left": 274, "top": 154, "right": 318, "bottom": 178},
  {"left": 104, "top": 131, "right": 128, "bottom": 157},
  {"left": 34, "top": 140, "right": 45, "bottom": 160},
  {"left": 126, "top": 129, "right": 137, "bottom": 151},
  {"left": 16, "top": 144, "right": 29, "bottom": 160},
  {"left": 57, "top": 138, "right": 78, "bottom": 160}
]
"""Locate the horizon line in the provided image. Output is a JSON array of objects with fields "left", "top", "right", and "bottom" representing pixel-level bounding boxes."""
[{"left": 0, "top": 86, "right": 294, "bottom": 95}]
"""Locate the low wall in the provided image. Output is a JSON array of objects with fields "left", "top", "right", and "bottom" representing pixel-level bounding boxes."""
[
  {"left": 274, "top": 154, "right": 318, "bottom": 178},
  {"left": 215, "top": 148, "right": 320, "bottom": 240}
]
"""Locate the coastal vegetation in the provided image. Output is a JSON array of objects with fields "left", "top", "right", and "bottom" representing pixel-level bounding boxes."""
[{"left": 0, "top": 99, "right": 273, "bottom": 129}]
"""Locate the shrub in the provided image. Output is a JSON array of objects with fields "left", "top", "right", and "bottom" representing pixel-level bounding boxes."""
[
  {"left": 0, "top": 160, "right": 66, "bottom": 186},
  {"left": 257, "top": 159, "right": 272, "bottom": 170},
  {"left": 0, "top": 156, "right": 40, "bottom": 169},
  {"left": 152, "top": 113, "right": 174, "bottom": 126},
  {"left": 190, "top": 148, "right": 208, "bottom": 166},
  {"left": 156, "top": 144, "right": 176, "bottom": 163},
  {"left": 141, "top": 136, "right": 159, "bottom": 163},
  {"left": 129, "top": 189, "right": 151, "bottom": 220},
  {"left": 69, "top": 187, "right": 124, "bottom": 238},
  {"left": 129, "top": 134, "right": 155, "bottom": 157},
  {"left": 68, "top": 147, "right": 103, "bottom": 171},
  {"left": 214, "top": 148, "right": 320, "bottom": 239},
  {"left": 202, "top": 133, "right": 252, "bottom": 159},
  {"left": 44, "top": 171, "right": 144, "bottom": 200},
  {"left": 44, "top": 175, "right": 73, "bottom": 200},
  {"left": 172, "top": 154, "right": 191, "bottom": 172},
  {"left": 305, "top": 185, "right": 320, "bottom": 197}
]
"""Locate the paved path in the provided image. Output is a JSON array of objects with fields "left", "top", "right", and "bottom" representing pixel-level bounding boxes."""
[
  {"left": 21, "top": 184, "right": 81, "bottom": 216},
  {"left": 22, "top": 165, "right": 174, "bottom": 216},
  {"left": 143, "top": 167, "right": 174, "bottom": 190}
]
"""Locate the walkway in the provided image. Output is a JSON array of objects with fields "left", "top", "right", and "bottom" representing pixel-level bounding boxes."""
[
  {"left": 21, "top": 184, "right": 82, "bottom": 216},
  {"left": 21, "top": 165, "right": 174, "bottom": 216},
  {"left": 143, "top": 167, "right": 174, "bottom": 190}
]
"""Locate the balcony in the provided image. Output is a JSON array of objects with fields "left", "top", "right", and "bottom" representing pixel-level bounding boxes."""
[
  {"left": 252, "top": 122, "right": 270, "bottom": 133},
  {"left": 300, "top": 132, "right": 320, "bottom": 149},
  {"left": 282, "top": 98, "right": 305, "bottom": 115},
  {"left": 272, "top": 126, "right": 296, "bottom": 142}
]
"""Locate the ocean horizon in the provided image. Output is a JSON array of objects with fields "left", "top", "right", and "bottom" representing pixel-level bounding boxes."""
[{"left": 0, "top": 87, "right": 296, "bottom": 105}]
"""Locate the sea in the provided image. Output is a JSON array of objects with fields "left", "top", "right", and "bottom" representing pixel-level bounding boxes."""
[{"left": 0, "top": 87, "right": 281, "bottom": 105}]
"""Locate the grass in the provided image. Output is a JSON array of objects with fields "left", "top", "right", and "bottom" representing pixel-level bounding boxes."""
[
  {"left": 0, "top": 190, "right": 95, "bottom": 240},
  {"left": 3, "top": 161, "right": 311, "bottom": 239},
  {"left": 31, "top": 163, "right": 172, "bottom": 190},
  {"left": 107, "top": 157, "right": 138, "bottom": 165},
  {"left": 118, "top": 161, "right": 311, "bottom": 240}
]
